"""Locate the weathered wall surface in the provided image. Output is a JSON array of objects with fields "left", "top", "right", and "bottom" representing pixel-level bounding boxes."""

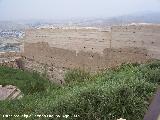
[
  {"left": 24, "top": 28, "right": 111, "bottom": 54},
  {"left": 0, "top": 52, "right": 22, "bottom": 69},
  {"left": 23, "top": 42, "right": 148, "bottom": 72},
  {"left": 23, "top": 42, "right": 105, "bottom": 71},
  {"left": 23, "top": 25, "right": 160, "bottom": 74},
  {"left": 111, "top": 25, "right": 160, "bottom": 59},
  {"left": 23, "top": 42, "right": 148, "bottom": 83}
]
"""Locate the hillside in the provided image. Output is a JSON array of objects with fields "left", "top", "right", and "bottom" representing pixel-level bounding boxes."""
[
  {"left": 1, "top": 11, "right": 160, "bottom": 30},
  {"left": 72, "top": 12, "right": 160, "bottom": 27},
  {"left": 0, "top": 61, "right": 160, "bottom": 119}
]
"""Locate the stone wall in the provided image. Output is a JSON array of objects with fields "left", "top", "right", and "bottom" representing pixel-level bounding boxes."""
[
  {"left": 23, "top": 25, "right": 160, "bottom": 73},
  {"left": 23, "top": 42, "right": 148, "bottom": 72},
  {"left": 111, "top": 24, "right": 160, "bottom": 59},
  {"left": 24, "top": 28, "right": 111, "bottom": 54},
  {"left": 0, "top": 52, "right": 22, "bottom": 69}
]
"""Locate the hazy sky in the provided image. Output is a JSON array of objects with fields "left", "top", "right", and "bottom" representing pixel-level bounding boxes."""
[{"left": 0, "top": 0, "right": 160, "bottom": 21}]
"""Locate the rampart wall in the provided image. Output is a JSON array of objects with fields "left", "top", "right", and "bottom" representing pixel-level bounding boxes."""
[
  {"left": 22, "top": 25, "right": 160, "bottom": 74},
  {"left": 20, "top": 25, "right": 160, "bottom": 83},
  {"left": 111, "top": 24, "right": 160, "bottom": 59},
  {"left": 0, "top": 52, "right": 22, "bottom": 69},
  {"left": 24, "top": 25, "right": 160, "bottom": 71}
]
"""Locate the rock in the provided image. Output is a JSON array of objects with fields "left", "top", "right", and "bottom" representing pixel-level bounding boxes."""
[
  {"left": 117, "top": 118, "right": 126, "bottom": 120},
  {"left": 0, "top": 85, "right": 23, "bottom": 100}
]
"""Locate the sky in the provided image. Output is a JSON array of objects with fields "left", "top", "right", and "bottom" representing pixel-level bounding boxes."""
[{"left": 0, "top": 0, "right": 160, "bottom": 21}]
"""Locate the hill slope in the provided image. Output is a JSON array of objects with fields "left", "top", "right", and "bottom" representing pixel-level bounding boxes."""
[{"left": 0, "top": 61, "right": 160, "bottom": 120}]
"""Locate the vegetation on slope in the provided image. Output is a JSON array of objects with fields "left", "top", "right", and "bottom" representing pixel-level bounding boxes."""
[{"left": 0, "top": 61, "right": 160, "bottom": 120}]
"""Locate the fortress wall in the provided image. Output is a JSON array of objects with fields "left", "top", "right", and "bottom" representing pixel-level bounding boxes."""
[
  {"left": 111, "top": 25, "right": 160, "bottom": 59},
  {"left": 0, "top": 52, "right": 22, "bottom": 69},
  {"left": 0, "top": 52, "right": 21, "bottom": 58},
  {"left": 105, "top": 48, "right": 148, "bottom": 68},
  {"left": 23, "top": 42, "right": 148, "bottom": 72},
  {"left": 24, "top": 29, "right": 111, "bottom": 54},
  {"left": 23, "top": 42, "right": 106, "bottom": 71},
  {"left": 23, "top": 25, "right": 160, "bottom": 73}
]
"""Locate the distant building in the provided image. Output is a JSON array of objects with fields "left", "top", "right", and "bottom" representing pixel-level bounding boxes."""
[{"left": 0, "top": 30, "right": 25, "bottom": 38}]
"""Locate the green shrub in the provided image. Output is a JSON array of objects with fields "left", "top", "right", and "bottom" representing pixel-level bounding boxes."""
[
  {"left": 35, "top": 79, "right": 156, "bottom": 120},
  {"left": 144, "top": 60, "right": 160, "bottom": 69},
  {"left": 0, "top": 61, "right": 160, "bottom": 120},
  {"left": 0, "top": 66, "right": 51, "bottom": 95},
  {"left": 64, "top": 69, "right": 92, "bottom": 84}
]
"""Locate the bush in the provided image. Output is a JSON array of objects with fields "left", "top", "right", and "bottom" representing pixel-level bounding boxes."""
[
  {"left": 39, "top": 79, "right": 156, "bottom": 120},
  {"left": 64, "top": 69, "right": 92, "bottom": 84},
  {"left": 144, "top": 60, "right": 160, "bottom": 69},
  {"left": 0, "top": 61, "right": 160, "bottom": 120},
  {"left": 0, "top": 66, "right": 51, "bottom": 95},
  {"left": 15, "top": 58, "right": 25, "bottom": 70}
]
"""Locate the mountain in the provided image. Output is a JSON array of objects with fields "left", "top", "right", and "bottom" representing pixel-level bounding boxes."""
[
  {"left": 75, "top": 11, "right": 160, "bottom": 27},
  {"left": 0, "top": 11, "right": 160, "bottom": 30},
  {"left": 106, "top": 11, "right": 160, "bottom": 25}
]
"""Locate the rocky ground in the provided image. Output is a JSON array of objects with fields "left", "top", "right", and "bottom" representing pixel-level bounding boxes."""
[{"left": 0, "top": 85, "right": 23, "bottom": 100}]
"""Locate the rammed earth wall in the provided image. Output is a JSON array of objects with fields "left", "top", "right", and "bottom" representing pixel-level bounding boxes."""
[{"left": 22, "top": 24, "right": 160, "bottom": 72}]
